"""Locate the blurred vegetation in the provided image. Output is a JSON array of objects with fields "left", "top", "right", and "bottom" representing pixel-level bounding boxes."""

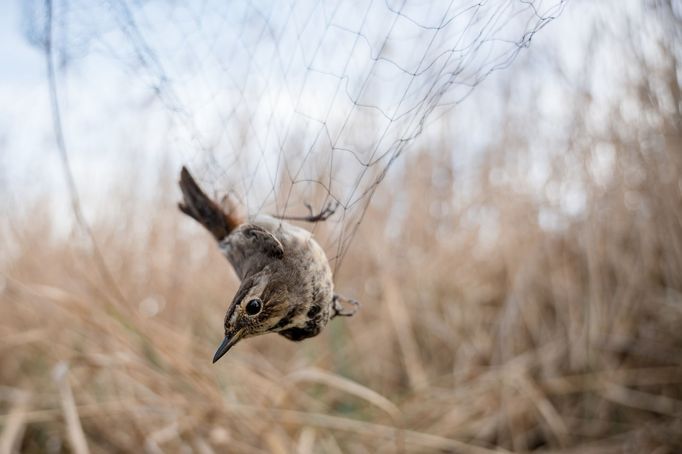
[{"left": 2, "top": 1, "right": 682, "bottom": 453}]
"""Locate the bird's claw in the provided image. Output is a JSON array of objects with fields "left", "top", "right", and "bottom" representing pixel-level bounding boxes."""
[
  {"left": 273, "top": 200, "right": 339, "bottom": 223},
  {"left": 332, "top": 294, "right": 360, "bottom": 318},
  {"left": 302, "top": 200, "right": 338, "bottom": 222},
  {"left": 316, "top": 201, "right": 338, "bottom": 222}
]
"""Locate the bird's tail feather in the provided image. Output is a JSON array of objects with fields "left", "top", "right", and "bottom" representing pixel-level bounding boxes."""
[{"left": 178, "top": 166, "right": 244, "bottom": 241}]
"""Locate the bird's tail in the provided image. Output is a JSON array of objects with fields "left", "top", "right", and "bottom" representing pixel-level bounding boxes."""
[{"left": 178, "top": 166, "right": 244, "bottom": 241}]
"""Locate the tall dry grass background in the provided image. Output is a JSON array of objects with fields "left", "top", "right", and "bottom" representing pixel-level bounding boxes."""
[{"left": 2, "top": 1, "right": 682, "bottom": 453}]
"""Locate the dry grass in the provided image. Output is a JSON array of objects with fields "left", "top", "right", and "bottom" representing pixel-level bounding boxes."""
[
  {"left": 2, "top": 126, "right": 681, "bottom": 452},
  {"left": 2, "top": 8, "right": 682, "bottom": 454}
]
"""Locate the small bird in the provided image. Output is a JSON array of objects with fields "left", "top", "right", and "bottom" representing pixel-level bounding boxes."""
[{"left": 178, "top": 167, "right": 358, "bottom": 363}]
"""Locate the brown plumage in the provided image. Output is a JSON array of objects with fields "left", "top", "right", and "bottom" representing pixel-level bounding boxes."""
[{"left": 178, "top": 167, "right": 358, "bottom": 363}]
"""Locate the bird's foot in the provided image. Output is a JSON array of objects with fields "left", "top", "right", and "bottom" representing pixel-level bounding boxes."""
[
  {"left": 332, "top": 293, "right": 360, "bottom": 318},
  {"left": 303, "top": 200, "right": 338, "bottom": 222},
  {"left": 272, "top": 200, "right": 339, "bottom": 223}
]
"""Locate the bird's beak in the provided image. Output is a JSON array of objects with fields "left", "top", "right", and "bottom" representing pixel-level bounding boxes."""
[{"left": 212, "top": 329, "right": 244, "bottom": 363}]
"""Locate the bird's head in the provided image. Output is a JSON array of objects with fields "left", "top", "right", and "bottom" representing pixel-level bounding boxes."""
[{"left": 212, "top": 266, "right": 291, "bottom": 363}]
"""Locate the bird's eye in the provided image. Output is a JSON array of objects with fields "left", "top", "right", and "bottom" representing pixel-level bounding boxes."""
[{"left": 245, "top": 298, "right": 263, "bottom": 316}]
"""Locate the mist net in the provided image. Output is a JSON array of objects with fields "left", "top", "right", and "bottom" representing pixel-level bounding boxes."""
[{"left": 44, "top": 0, "right": 565, "bottom": 272}]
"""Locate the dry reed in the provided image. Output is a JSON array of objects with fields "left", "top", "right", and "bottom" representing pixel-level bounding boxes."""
[{"left": 1, "top": 4, "right": 682, "bottom": 452}]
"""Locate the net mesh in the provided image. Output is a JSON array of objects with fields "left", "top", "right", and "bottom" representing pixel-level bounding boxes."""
[{"left": 45, "top": 0, "right": 566, "bottom": 272}]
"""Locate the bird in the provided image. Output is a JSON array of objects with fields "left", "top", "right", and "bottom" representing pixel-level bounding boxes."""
[{"left": 177, "top": 166, "right": 358, "bottom": 363}]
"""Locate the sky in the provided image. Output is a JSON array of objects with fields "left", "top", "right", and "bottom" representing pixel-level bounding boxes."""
[{"left": 0, "top": 0, "right": 643, "bottom": 252}]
